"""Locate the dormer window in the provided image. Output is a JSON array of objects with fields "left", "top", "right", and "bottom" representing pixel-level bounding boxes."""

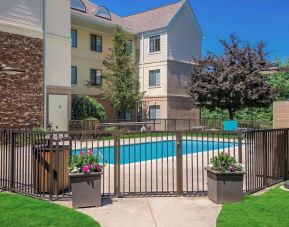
[
  {"left": 95, "top": 6, "right": 111, "bottom": 20},
  {"left": 71, "top": 0, "right": 86, "bottom": 12}
]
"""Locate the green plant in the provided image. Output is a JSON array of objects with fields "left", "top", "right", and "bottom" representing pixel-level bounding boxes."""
[
  {"left": 69, "top": 148, "right": 104, "bottom": 174},
  {"left": 209, "top": 152, "right": 243, "bottom": 173},
  {"left": 72, "top": 95, "right": 105, "bottom": 120},
  {"left": 103, "top": 26, "right": 143, "bottom": 113},
  {"left": 202, "top": 107, "right": 273, "bottom": 128},
  {"left": 105, "top": 126, "right": 117, "bottom": 131}
]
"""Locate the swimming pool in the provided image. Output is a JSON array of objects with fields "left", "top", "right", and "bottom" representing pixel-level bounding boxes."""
[{"left": 73, "top": 140, "right": 236, "bottom": 165}]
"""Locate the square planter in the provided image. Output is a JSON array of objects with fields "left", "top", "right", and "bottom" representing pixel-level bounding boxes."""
[
  {"left": 69, "top": 172, "right": 102, "bottom": 209},
  {"left": 206, "top": 168, "right": 245, "bottom": 204}
]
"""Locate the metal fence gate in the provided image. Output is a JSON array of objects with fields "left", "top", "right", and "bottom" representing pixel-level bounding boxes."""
[{"left": 0, "top": 129, "right": 288, "bottom": 200}]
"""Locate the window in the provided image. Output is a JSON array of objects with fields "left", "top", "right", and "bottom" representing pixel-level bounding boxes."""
[
  {"left": 119, "top": 110, "right": 132, "bottom": 121},
  {"left": 71, "top": 29, "right": 77, "bottom": 48},
  {"left": 90, "top": 69, "right": 102, "bottom": 86},
  {"left": 126, "top": 40, "right": 133, "bottom": 54},
  {"left": 149, "top": 105, "right": 160, "bottom": 120},
  {"left": 90, "top": 34, "right": 102, "bottom": 52},
  {"left": 71, "top": 66, "right": 77, "bottom": 85},
  {"left": 71, "top": 0, "right": 86, "bottom": 12},
  {"left": 149, "top": 35, "right": 160, "bottom": 53},
  {"left": 95, "top": 6, "right": 111, "bottom": 20},
  {"left": 149, "top": 69, "right": 160, "bottom": 87}
]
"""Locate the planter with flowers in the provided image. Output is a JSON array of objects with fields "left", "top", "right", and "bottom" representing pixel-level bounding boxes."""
[
  {"left": 69, "top": 149, "right": 104, "bottom": 209},
  {"left": 206, "top": 152, "right": 245, "bottom": 204}
]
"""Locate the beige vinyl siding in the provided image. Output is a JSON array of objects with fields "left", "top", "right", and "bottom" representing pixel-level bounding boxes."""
[
  {"left": 71, "top": 25, "right": 113, "bottom": 96},
  {"left": 0, "top": 0, "right": 42, "bottom": 31},
  {"left": 168, "top": 4, "right": 202, "bottom": 63},
  {"left": 167, "top": 60, "right": 193, "bottom": 97},
  {"left": 139, "top": 62, "right": 168, "bottom": 97},
  {"left": 47, "top": 0, "right": 70, "bottom": 38},
  {"left": 141, "top": 32, "right": 168, "bottom": 64},
  {"left": 46, "top": 0, "right": 71, "bottom": 88}
]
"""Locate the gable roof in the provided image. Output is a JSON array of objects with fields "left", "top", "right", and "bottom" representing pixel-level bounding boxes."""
[
  {"left": 71, "top": 0, "right": 137, "bottom": 33},
  {"left": 122, "top": 0, "right": 185, "bottom": 33},
  {"left": 70, "top": 0, "right": 202, "bottom": 35}
]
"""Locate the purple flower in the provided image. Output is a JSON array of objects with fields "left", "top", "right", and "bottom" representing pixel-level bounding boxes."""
[
  {"left": 96, "top": 165, "right": 101, "bottom": 172},
  {"left": 230, "top": 165, "right": 237, "bottom": 172}
]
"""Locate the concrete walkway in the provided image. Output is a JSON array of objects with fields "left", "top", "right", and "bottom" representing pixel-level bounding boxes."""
[{"left": 57, "top": 197, "right": 221, "bottom": 227}]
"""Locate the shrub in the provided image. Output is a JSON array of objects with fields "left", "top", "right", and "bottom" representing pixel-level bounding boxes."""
[{"left": 72, "top": 96, "right": 105, "bottom": 121}]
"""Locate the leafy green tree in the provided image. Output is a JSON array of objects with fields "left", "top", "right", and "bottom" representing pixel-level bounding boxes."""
[
  {"left": 103, "top": 26, "right": 142, "bottom": 113},
  {"left": 268, "top": 57, "right": 289, "bottom": 100},
  {"left": 188, "top": 34, "right": 277, "bottom": 120},
  {"left": 268, "top": 72, "right": 289, "bottom": 100},
  {"left": 72, "top": 95, "right": 105, "bottom": 120}
]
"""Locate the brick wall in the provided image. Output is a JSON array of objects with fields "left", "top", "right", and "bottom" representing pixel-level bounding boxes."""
[{"left": 0, "top": 31, "right": 44, "bottom": 129}]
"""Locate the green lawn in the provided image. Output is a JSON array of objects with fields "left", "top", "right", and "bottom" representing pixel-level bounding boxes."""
[
  {"left": 217, "top": 186, "right": 289, "bottom": 227},
  {"left": 0, "top": 192, "right": 100, "bottom": 227}
]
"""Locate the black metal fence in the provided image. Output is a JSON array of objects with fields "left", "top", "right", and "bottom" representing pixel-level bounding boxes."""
[{"left": 0, "top": 128, "right": 287, "bottom": 200}]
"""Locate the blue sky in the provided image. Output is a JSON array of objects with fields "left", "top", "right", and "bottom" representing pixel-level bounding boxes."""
[{"left": 92, "top": 0, "right": 289, "bottom": 61}]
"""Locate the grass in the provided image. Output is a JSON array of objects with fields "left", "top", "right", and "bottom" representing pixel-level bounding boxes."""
[
  {"left": 0, "top": 192, "right": 100, "bottom": 227},
  {"left": 217, "top": 186, "right": 289, "bottom": 227}
]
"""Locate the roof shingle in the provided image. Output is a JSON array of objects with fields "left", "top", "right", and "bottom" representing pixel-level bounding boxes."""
[
  {"left": 71, "top": 0, "right": 186, "bottom": 33},
  {"left": 122, "top": 1, "right": 185, "bottom": 33}
]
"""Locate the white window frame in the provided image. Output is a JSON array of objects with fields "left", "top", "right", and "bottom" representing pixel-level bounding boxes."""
[
  {"left": 149, "top": 35, "right": 161, "bottom": 53},
  {"left": 149, "top": 69, "right": 160, "bottom": 87},
  {"left": 149, "top": 105, "right": 160, "bottom": 120},
  {"left": 90, "top": 69, "right": 102, "bottom": 87}
]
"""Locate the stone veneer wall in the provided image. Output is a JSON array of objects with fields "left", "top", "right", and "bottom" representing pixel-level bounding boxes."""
[{"left": 0, "top": 31, "right": 44, "bottom": 129}]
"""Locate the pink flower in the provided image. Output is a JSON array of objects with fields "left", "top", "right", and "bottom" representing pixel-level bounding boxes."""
[
  {"left": 80, "top": 151, "right": 84, "bottom": 156},
  {"left": 82, "top": 164, "right": 93, "bottom": 173},
  {"left": 87, "top": 150, "right": 93, "bottom": 155},
  {"left": 96, "top": 165, "right": 102, "bottom": 172},
  {"left": 82, "top": 166, "right": 88, "bottom": 173}
]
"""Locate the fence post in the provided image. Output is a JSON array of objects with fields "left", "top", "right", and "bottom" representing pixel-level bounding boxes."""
[
  {"left": 263, "top": 131, "right": 268, "bottom": 187},
  {"left": 9, "top": 131, "right": 15, "bottom": 191},
  {"left": 49, "top": 133, "right": 54, "bottom": 201},
  {"left": 114, "top": 132, "right": 121, "bottom": 197},
  {"left": 284, "top": 129, "right": 288, "bottom": 180},
  {"left": 238, "top": 131, "right": 243, "bottom": 163},
  {"left": 176, "top": 131, "right": 183, "bottom": 196}
]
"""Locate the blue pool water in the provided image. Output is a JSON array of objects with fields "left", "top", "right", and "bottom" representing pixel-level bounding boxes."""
[{"left": 73, "top": 140, "right": 236, "bottom": 165}]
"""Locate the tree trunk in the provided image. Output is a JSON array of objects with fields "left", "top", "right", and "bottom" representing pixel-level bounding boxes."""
[{"left": 228, "top": 109, "right": 234, "bottom": 120}]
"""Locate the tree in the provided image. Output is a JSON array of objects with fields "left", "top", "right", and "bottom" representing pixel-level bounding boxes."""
[
  {"left": 188, "top": 34, "right": 277, "bottom": 120},
  {"left": 268, "top": 57, "right": 289, "bottom": 100},
  {"left": 103, "top": 26, "right": 142, "bottom": 113},
  {"left": 72, "top": 95, "right": 105, "bottom": 120}
]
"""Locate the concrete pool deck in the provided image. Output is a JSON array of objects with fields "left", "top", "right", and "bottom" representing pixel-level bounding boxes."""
[{"left": 57, "top": 196, "right": 221, "bottom": 227}]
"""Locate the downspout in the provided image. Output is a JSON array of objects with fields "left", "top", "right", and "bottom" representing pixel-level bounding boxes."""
[
  {"left": 142, "top": 32, "right": 145, "bottom": 119},
  {"left": 43, "top": 0, "right": 47, "bottom": 128}
]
